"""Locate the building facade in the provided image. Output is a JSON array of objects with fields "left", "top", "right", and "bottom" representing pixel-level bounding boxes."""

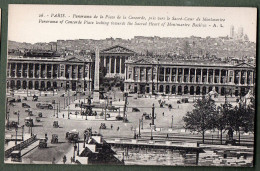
[
  {"left": 99, "top": 45, "right": 135, "bottom": 78},
  {"left": 6, "top": 45, "right": 255, "bottom": 97},
  {"left": 6, "top": 55, "right": 93, "bottom": 91},
  {"left": 124, "top": 58, "right": 255, "bottom": 96}
]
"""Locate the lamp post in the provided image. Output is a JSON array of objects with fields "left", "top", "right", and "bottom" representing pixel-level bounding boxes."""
[
  {"left": 171, "top": 115, "right": 173, "bottom": 128},
  {"left": 17, "top": 110, "right": 20, "bottom": 125},
  {"left": 138, "top": 118, "right": 141, "bottom": 137},
  {"left": 73, "top": 143, "right": 77, "bottom": 162},
  {"left": 22, "top": 125, "right": 24, "bottom": 141},
  {"left": 15, "top": 126, "right": 18, "bottom": 145},
  {"left": 150, "top": 126, "right": 153, "bottom": 140}
]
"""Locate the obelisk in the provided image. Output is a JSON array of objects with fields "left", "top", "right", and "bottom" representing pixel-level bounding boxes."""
[{"left": 93, "top": 47, "right": 100, "bottom": 103}]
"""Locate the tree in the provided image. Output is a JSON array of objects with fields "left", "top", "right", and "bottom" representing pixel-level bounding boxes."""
[
  {"left": 224, "top": 96, "right": 255, "bottom": 144},
  {"left": 216, "top": 101, "right": 233, "bottom": 144},
  {"left": 183, "top": 96, "right": 217, "bottom": 143}
]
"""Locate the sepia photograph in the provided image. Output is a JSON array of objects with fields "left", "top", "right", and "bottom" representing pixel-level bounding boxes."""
[{"left": 4, "top": 4, "right": 256, "bottom": 166}]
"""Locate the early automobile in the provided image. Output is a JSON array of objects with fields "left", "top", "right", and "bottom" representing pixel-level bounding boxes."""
[
  {"left": 6, "top": 121, "right": 18, "bottom": 128},
  {"left": 181, "top": 98, "right": 189, "bottom": 103},
  {"left": 36, "top": 117, "right": 41, "bottom": 122},
  {"left": 38, "top": 138, "right": 47, "bottom": 148},
  {"left": 36, "top": 103, "right": 53, "bottom": 109},
  {"left": 116, "top": 115, "right": 124, "bottom": 121},
  {"left": 53, "top": 121, "right": 59, "bottom": 128},
  {"left": 107, "top": 106, "right": 119, "bottom": 111},
  {"left": 132, "top": 107, "right": 140, "bottom": 112},
  {"left": 100, "top": 123, "right": 106, "bottom": 129},
  {"left": 10, "top": 151, "right": 22, "bottom": 162},
  {"left": 22, "top": 103, "right": 30, "bottom": 108},
  {"left": 66, "top": 129, "right": 79, "bottom": 142},
  {"left": 25, "top": 117, "right": 34, "bottom": 127},
  {"left": 38, "top": 112, "right": 43, "bottom": 117},
  {"left": 51, "top": 134, "right": 58, "bottom": 144},
  {"left": 25, "top": 108, "right": 31, "bottom": 113},
  {"left": 32, "top": 95, "right": 38, "bottom": 101}
]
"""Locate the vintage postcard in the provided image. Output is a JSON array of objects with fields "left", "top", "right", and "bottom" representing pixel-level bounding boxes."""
[{"left": 4, "top": 5, "right": 256, "bottom": 166}]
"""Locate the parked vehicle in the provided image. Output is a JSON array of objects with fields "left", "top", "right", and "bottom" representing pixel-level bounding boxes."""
[
  {"left": 32, "top": 95, "right": 38, "bottom": 101},
  {"left": 36, "top": 117, "right": 41, "bottom": 122},
  {"left": 51, "top": 134, "right": 58, "bottom": 144},
  {"left": 36, "top": 103, "right": 53, "bottom": 109},
  {"left": 100, "top": 123, "right": 106, "bottom": 129},
  {"left": 181, "top": 98, "right": 189, "bottom": 103},
  {"left": 25, "top": 117, "right": 33, "bottom": 127},
  {"left": 10, "top": 151, "right": 22, "bottom": 162},
  {"left": 6, "top": 121, "right": 18, "bottom": 128},
  {"left": 22, "top": 103, "right": 30, "bottom": 108},
  {"left": 38, "top": 138, "right": 47, "bottom": 148},
  {"left": 53, "top": 121, "right": 59, "bottom": 128},
  {"left": 38, "top": 112, "right": 43, "bottom": 117},
  {"left": 116, "top": 115, "right": 124, "bottom": 121},
  {"left": 107, "top": 106, "right": 119, "bottom": 111},
  {"left": 132, "top": 107, "right": 140, "bottom": 112},
  {"left": 66, "top": 129, "right": 79, "bottom": 142}
]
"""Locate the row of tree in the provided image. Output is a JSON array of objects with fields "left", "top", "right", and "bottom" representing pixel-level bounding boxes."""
[{"left": 183, "top": 95, "right": 255, "bottom": 144}]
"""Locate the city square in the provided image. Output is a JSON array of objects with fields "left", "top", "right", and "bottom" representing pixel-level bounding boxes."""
[{"left": 4, "top": 5, "right": 256, "bottom": 167}]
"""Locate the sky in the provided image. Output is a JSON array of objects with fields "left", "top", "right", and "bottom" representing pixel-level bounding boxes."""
[{"left": 8, "top": 5, "right": 257, "bottom": 43}]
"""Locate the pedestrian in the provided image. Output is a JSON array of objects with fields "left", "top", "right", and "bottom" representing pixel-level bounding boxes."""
[
  {"left": 149, "top": 123, "right": 151, "bottom": 127},
  {"left": 117, "top": 126, "right": 120, "bottom": 131},
  {"left": 63, "top": 155, "right": 67, "bottom": 164},
  {"left": 166, "top": 134, "right": 169, "bottom": 139},
  {"left": 111, "top": 124, "right": 113, "bottom": 130},
  {"left": 62, "top": 113, "right": 64, "bottom": 118},
  {"left": 162, "top": 112, "right": 164, "bottom": 116}
]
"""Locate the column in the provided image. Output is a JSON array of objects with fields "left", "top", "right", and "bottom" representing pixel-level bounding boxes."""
[
  {"left": 239, "top": 70, "right": 241, "bottom": 85},
  {"left": 138, "top": 67, "right": 141, "bottom": 81},
  {"left": 21, "top": 63, "right": 24, "bottom": 78},
  {"left": 45, "top": 64, "right": 47, "bottom": 78},
  {"left": 226, "top": 70, "right": 228, "bottom": 84},
  {"left": 132, "top": 67, "right": 134, "bottom": 80},
  {"left": 14, "top": 63, "right": 17, "bottom": 78},
  {"left": 76, "top": 65, "right": 78, "bottom": 79},
  {"left": 119, "top": 57, "right": 122, "bottom": 74},
  {"left": 39, "top": 64, "right": 42, "bottom": 78},
  {"left": 70, "top": 65, "right": 73, "bottom": 79},
  {"left": 33, "top": 64, "right": 35, "bottom": 78},
  {"left": 245, "top": 70, "right": 248, "bottom": 85},
  {"left": 176, "top": 67, "right": 179, "bottom": 83},
  {"left": 213, "top": 69, "right": 215, "bottom": 83},
  {"left": 51, "top": 64, "right": 53, "bottom": 79},
  {"left": 194, "top": 68, "right": 197, "bottom": 83},
  {"left": 144, "top": 68, "right": 147, "bottom": 82},
  {"left": 219, "top": 69, "right": 221, "bottom": 84},
  {"left": 170, "top": 68, "right": 172, "bottom": 82},
  {"left": 114, "top": 57, "right": 116, "bottom": 74},
  {"left": 200, "top": 69, "right": 203, "bottom": 83},
  {"left": 8, "top": 63, "right": 11, "bottom": 77},
  {"left": 182, "top": 68, "right": 184, "bottom": 83},
  {"left": 164, "top": 68, "right": 166, "bottom": 82},
  {"left": 188, "top": 68, "right": 190, "bottom": 83},
  {"left": 109, "top": 57, "right": 112, "bottom": 74},
  {"left": 206, "top": 69, "right": 209, "bottom": 84},
  {"left": 27, "top": 63, "right": 29, "bottom": 78}
]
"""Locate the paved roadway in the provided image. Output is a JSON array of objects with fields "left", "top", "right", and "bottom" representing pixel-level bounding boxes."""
[{"left": 5, "top": 90, "right": 254, "bottom": 163}]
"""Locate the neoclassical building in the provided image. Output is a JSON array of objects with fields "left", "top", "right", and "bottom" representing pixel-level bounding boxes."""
[
  {"left": 6, "top": 54, "right": 93, "bottom": 91},
  {"left": 99, "top": 45, "right": 136, "bottom": 78},
  {"left": 124, "top": 58, "right": 255, "bottom": 96},
  {"left": 6, "top": 45, "right": 255, "bottom": 97}
]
